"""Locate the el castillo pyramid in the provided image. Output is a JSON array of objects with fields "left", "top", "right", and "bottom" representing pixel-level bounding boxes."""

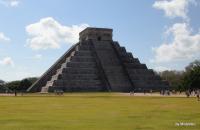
[{"left": 27, "top": 27, "right": 169, "bottom": 93}]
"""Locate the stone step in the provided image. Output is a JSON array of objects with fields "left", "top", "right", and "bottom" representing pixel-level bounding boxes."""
[
  {"left": 51, "top": 69, "right": 64, "bottom": 79},
  {"left": 75, "top": 45, "right": 79, "bottom": 51},
  {"left": 103, "top": 67, "right": 124, "bottom": 73},
  {"left": 59, "top": 73, "right": 100, "bottom": 80},
  {"left": 41, "top": 87, "right": 49, "bottom": 92},
  {"left": 62, "top": 67, "right": 99, "bottom": 74},
  {"left": 107, "top": 75, "right": 131, "bottom": 81},
  {"left": 78, "top": 45, "right": 92, "bottom": 50},
  {"left": 93, "top": 41, "right": 113, "bottom": 49},
  {"left": 122, "top": 58, "right": 140, "bottom": 63},
  {"left": 128, "top": 69, "right": 154, "bottom": 75},
  {"left": 56, "top": 68, "right": 63, "bottom": 74},
  {"left": 48, "top": 85, "right": 104, "bottom": 92},
  {"left": 117, "top": 51, "right": 133, "bottom": 58},
  {"left": 65, "top": 57, "right": 71, "bottom": 62},
  {"left": 125, "top": 63, "right": 147, "bottom": 69},
  {"left": 70, "top": 51, "right": 76, "bottom": 57},
  {"left": 70, "top": 56, "right": 96, "bottom": 62},
  {"left": 46, "top": 80, "right": 54, "bottom": 87},
  {"left": 56, "top": 64, "right": 68, "bottom": 74},
  {"left": 56, "top": 57, "right": 71, "bottom": 71},
  {"left": 80, "top": 41, "right": 92, "bottom": 46},
  {"left": 50, "top": 75, "right": 58, "bottom": 81},
  {"left": 74, "top": 51, "right": 94, "bottom": 56},
  {"left": 113, "top": 42, "right": 120, "bottom": 49},
  {"left": 66, "top": 62, "right": 97, "bottom": 68},
  {"left": 54, "top": 79, "right": 102, "bottom": 86},
  {"left": 100, "top": 58, "right": 121, "bottom": 65},
  {"left": 61, "top": 63, "right": 67, "bottom": 69},
  {"left": 118, "top": 47, "right": 126, "bottom": 53}
]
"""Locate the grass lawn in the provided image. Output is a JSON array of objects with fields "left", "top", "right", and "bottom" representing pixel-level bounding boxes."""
[{"left": 0, "top": 93, "right": 199, "bottom": 130}]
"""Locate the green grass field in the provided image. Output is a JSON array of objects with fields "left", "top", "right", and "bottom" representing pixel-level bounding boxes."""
[{"left": 0, "top": 93, "right": 199, "bottom": 130}]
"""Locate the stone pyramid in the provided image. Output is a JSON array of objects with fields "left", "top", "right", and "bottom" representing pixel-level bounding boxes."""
[{"left": 27, "top": 27, "right": 169, "bottom": 93}]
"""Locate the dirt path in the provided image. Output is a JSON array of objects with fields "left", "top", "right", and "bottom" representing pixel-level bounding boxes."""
[
  {"left": 0, "top": 92, "right": 197, "bottom": 98},
  {"left": 121, "top": 92, "right": 196, "bottom": 97}
]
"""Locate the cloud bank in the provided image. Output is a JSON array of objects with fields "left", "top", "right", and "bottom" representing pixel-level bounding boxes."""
[
  {"left": 26, "top": 17, "right": 89, "bottom": 50},
  {"left": 153, "top": 0, "right": 195, "bottom": 20},
  {"left": 152, "top": 23, "right": 200, "bottom": 63}
]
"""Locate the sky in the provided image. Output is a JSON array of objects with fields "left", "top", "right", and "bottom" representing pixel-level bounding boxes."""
[{"left": 0, "top": 0, "right": 200, "bottom": 81}]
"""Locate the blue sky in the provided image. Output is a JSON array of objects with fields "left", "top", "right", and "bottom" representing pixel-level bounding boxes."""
[{"left": 0, "top": 0, "right": 200, "bottom": 81}]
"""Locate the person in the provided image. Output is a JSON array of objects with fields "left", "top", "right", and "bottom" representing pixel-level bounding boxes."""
[
  {"left": 167, "top": 90, "right": 170, "bottom": 96},
  {"left": 14, "top": 90, "right": 17, "bottom": 96},
  {"left": 130, "top": 91, "right": 134, "bottom": 96},
  {"left": 162, "top": 90, "right": 165, "bottom": 95},
  {"left": 132, "top": 90, "right": 134, "bottom": 96},
  {"left": 185, "top": 90, "right": 190, "bottom": 98},
  {"left": 143, "top": 90, "right": 146, "bottom": 95},
  {"left": 160, "top": 90, "right": 163, "bottom": 95},
  {"left": 150, "top": 89, "right": 153, "bottom": 95},
  {"left": 197, "top": 89, "right": 200, "bottom": 101}
]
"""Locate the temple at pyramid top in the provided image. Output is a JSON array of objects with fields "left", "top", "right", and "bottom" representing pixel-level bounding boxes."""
[
  {"left": 79, "top": 27, "right": 113, "bottom": 41},
  {"left": 27, "top": 27, "right": 169, "bottom": 93}
]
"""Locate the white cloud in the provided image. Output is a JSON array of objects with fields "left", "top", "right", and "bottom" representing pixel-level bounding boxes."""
[
  {"left": 0, "top": 0, "right": 20, "bottom": 7},
  {"left": 0, "top": 32, "right": 10, "bottom": 43},
  {"left": 154, "top": 66, "right": 171, "bottom": 72},
  {"left": 10, "top": 0, "right": 19, "bottom": 7},
  {"left": 153, "top": 0, "right": 195, "bottom": 20},
  {"left": 152, "top": 23, "right": 200, "bottom": 63},
  {"left": 0, "top": 57, "right": 14, "bottom": 67},
  {"left": 26, "top": 17, "right": 89, "bottom": 50}
]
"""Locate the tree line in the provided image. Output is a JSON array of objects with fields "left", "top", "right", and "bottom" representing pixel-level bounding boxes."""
[
  {"left": 0, "top": 77, "right": 38, "bottom": 92},
  {"left": 158, "top": 60, "right": 200, "bottom": 91}
]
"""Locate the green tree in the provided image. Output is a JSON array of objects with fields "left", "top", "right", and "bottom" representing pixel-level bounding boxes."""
[
  {"left": 19, "top": 79, "right": 32, "bottom": 91},
  {"left": 4, "top": 77, "right": 38, "bottom": 92},
  {"left": 5, "top": 80, "right": 21, "bottom": 91},
  {"left": 185, "top": 60, "right": 200, "bottom": 72},
  {"left": 183, "top": 60, "right": 200, "bottom": 90}
]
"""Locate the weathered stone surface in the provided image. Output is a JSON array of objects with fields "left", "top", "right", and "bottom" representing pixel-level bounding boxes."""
[{"left": 27, "top": 27, "right": 169, "bottom": 93}]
